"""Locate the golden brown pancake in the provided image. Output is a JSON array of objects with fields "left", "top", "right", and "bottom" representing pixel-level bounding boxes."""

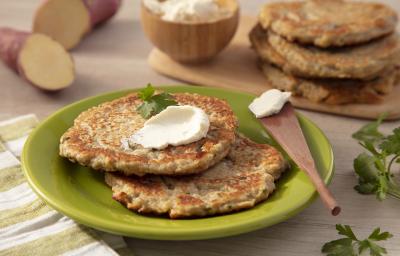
[
  {"left": 59, "top": 92, "right": 237, "bottom": 176},
  {"left": 258, "top": 61, "right": 397, "bottom": 105},
  {"left": 249, "top": 24, "right": 400, "bottom": 81},
  {"left": 105, "top": 134, "right": 288, "bottom": 218},
  {"left": 259, "top": 0, "right": 398, "bottom": 47}
]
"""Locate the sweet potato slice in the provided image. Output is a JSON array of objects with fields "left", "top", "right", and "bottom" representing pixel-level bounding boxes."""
[
  {"left": 0, "top": 28, "right": 75, "bottom": 91},
  {"left": 33, "top": 0, "right": 121, "bottom": 50}
]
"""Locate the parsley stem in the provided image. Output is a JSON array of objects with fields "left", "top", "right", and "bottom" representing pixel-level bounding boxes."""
[
  {"left": 388, "top": 188, "right": 400, "bottom": 200},
  {"left": 387, "top": 179, "right": 400, "bottom": 199},
  {"left": 387, "top": 155, "right": 399, "bottom": 175}
]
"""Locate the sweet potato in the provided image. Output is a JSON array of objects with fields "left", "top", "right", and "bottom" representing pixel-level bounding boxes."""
[
  {"left": 0, "top": 28, "right": 75, "bottom": 91},
  {"left": 33, "top": 0, "right": 121, "bottom": 50}
]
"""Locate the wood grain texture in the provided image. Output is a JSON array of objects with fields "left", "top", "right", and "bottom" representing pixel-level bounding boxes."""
[
  {"left": 141, "top": 0, "right": 239, "bottom": 63},
  {"left": 261, "top": 103, "right": 340, "bottom": 216},
  {"left": 1, "top": 1, "right": 400, "bottom": 256},
  {"left": 148, "top": 15, "right": 400, "bottom": 120}
]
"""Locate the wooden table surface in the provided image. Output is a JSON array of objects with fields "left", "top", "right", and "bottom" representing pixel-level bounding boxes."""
[{"left": 1, "top": 1, "right": 400, "bottom": 255}]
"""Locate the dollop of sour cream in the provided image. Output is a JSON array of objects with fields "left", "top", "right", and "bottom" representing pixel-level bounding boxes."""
[
  {"left": 128, "top": 105, "right": 210, "bottom": 150},
  {"left": 144, "top": 0, "right": 231, "bottom": 23},
  {"left": 249, "top": 89, "right": 291, "bottom": 118}
]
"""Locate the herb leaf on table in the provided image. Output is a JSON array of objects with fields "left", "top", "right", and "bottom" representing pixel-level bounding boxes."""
[
  {"left": 352, "top": 114, "right": 400, "bottom": 200},
  {"left": 322, "top": 225, "right": 393, "bottom": 256},
  {"left": 137, "top": 84, "right": 178, "bottom": 119}
]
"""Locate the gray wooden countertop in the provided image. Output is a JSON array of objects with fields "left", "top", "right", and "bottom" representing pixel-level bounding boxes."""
[{"left": 1, "top": 1, "right": 400, "bottom": 255}]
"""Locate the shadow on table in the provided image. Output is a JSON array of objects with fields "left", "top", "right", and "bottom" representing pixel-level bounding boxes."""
[{"left": 72, "top": 19, "right": 153, "bottom": 60}]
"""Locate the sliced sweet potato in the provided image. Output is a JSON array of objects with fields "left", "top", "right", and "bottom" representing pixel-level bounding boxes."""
[
  {"left": 33, "top": 0, "right": 121, "bottom": 49},
  {"left": 0, "top": 28, "right": 75, "bottom": 91}
]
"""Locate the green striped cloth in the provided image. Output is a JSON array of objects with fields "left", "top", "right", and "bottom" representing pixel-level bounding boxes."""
[{"left": 0, "top": 115, "right": 133, "bottom": 256}]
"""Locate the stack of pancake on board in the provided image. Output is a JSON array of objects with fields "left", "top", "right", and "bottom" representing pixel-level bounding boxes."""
[
  {"left": 59, "top": 92, "right": 288, "bottom": 218},
  {"left": 249, "top": 0, "right": 400, "bottom": 105}
]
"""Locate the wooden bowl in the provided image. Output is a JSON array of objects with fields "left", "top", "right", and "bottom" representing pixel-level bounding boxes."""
[{"left": 141, "top": 0, "right": 239, "bottom": 63}]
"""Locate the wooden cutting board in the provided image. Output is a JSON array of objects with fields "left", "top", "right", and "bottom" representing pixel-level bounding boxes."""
[{"left": 148, "top": 16, "right": 400, "bottom": 120}]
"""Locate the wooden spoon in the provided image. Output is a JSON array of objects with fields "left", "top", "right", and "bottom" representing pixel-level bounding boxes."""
[{"left": 261, "top": 103, "right": 341, "bottom": 216}]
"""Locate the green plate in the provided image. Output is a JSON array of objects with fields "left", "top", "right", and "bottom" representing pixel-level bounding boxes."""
[{"left": 21, "top": 86, "right": 334, "bottom": 240}]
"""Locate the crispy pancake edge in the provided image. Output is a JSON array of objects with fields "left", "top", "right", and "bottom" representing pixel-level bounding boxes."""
[
  {"left": 59, "top": 93, "right": 238, "bottom": 176},
  {"left": 105, "top": 134, "right": 288, "bottom": 218}
]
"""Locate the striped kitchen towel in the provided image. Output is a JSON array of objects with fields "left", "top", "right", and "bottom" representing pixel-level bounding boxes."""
[{"left": 0, "top": 114, "right": 133, "bottom": 256}]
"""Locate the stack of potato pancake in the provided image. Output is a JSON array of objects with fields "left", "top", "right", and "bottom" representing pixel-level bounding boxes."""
[
  {"left": 249, "top": 0, "right": 400, "bottom": 105},
  {"left": 59, "top": 92, "right": 288, "bottom": 218}
]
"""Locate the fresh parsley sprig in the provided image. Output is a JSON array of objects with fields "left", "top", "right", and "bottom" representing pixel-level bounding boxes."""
[
  {"left": 352, "top": 114, "right": 400, "bottom": 200},
  {"left": 136, "top": 84, "right": 178, "bottom": 119},
  {"left": 322, "top": 224, "right": 393, "bottom": 256}
]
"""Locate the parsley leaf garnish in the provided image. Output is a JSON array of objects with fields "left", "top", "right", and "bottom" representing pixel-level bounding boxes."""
[
  {"left": 352, "top": 114, "right": 386, "bottom": 144},
  {"left": 352, "top": 114, "right": 400, "bottom": 200},
  {"left": 136, "top": 84, "right": 178, "bottom": 119},
  {"left": 138, "top": 83, "right": 155, "bottom": 101},
  {"left": 322, "top": 225, "right": 393, "bottom": 256},
  {"left": 380, "top": 127, "right": 400, "bottom": 156}
]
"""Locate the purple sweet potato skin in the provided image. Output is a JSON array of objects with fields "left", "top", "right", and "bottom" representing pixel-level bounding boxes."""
[
  {"left": 0, "top": 28, "right": 30, "bottom": 71},
  {"left": 83, "top": 0, "right": 121, "bottom": 27}
]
